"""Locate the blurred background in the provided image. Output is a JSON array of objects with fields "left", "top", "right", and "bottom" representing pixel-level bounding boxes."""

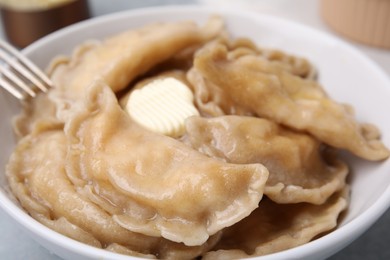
[{"left": 0, "top": 0, "right": 389, "bottom": 259}]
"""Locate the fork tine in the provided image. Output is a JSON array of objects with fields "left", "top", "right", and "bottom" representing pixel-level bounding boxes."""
[
  {"left": 0, "top": 48, "right": 48, "bottom": 92},
  {"left": 0, "top": 40, "right": 53, "bottom": 88},
  {"left": 0, "top": 65, "right": 36, "bottom": 97},
  {"left": 0, "top": 77, "right": 24, "bottom": 100},
  {"left": 0, "top": 40, "right": 53, "bottom": 99}
]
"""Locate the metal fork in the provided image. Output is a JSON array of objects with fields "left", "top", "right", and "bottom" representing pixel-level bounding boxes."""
[{"left": 0, "top": 40, "right": 53, "bottom": 100}]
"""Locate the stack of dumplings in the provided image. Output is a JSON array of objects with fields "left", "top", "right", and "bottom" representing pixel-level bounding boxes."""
[{"left": 6, "top": 16, "right": 389, "bottom": 259}]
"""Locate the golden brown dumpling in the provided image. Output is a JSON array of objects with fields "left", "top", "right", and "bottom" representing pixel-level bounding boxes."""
[
  {"left": 191, "top": 41, "right": 390, "bottom": 161},
  {"left": 183, "top": 116, "right": 348, "bottom": 204},
  {"left": 12, "top": 93, "right": 58, "bottom": 138},
  {"left": 45, "top": 16, "right": 225, "bottom": 124},
  {"left": 225, "top": 38, "right": 317, "bottom": 79},
  {"left": 64, "top": 81, "right": 269, "bottom": 246},
  {"left": 203, "top": 187, "right": 349, "bottom": 259},
  {"left": 187, "top": 67, "right": 254, "bottom": 117},
  {"left": 6, "top": 126, "right": 223, "bottom": 259},
  {"left": 49, "top": 16, "right": 224, "bottom": 100}
]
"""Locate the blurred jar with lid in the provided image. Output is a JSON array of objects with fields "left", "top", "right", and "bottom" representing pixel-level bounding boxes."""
[{"left": 0, "top": 0, "right": 90, "bottom": 48}]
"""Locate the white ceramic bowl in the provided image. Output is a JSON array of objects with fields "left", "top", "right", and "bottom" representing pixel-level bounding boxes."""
[{"left": 1, "top": 5, "right": 390, "bottom": 260}]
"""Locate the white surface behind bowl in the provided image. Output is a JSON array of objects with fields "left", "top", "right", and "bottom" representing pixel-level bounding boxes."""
[{"left": 1, "top": 5, "right": 390, "bottom": 260}]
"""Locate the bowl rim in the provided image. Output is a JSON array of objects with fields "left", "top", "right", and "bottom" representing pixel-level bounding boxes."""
[{"left": 0, "top": 4, "right": 390, "bottom": 260}]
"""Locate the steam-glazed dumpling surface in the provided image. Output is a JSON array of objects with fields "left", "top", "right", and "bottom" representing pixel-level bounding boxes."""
[
  {"left": 49, "top": 16, "right": 224, "bottom": 99},
  {"left": 6, "top": 126, "right": 224, "bottom": 259},
  {"left": 203, "top": 187, "right": 349, "bottom": 259},
  {"left": 183, "top": 116, "right": 348, "bottom": 204},
  {"left": 192, "top": 41, "right": 390, "bottom": 161}
]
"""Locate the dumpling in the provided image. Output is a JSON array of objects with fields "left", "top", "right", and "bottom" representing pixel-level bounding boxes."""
[
  {"left": 187, "top": 67, "right": 254, "bottom": 117},
  {"left": 203, "top": 187, "right": 349, "bottom": 259},
  {"left": 6, "top": 126, "right": 224, "bottom": 259},
  {"left": 225, "top": 38, "right": 317, "bottom": 79},
  {"left": 183, "top": 115, "right": 348, "bottom": 204},
  {"left": 187, "top": 37, "right": 316, "bottom": 118},
  {"left": 12, "top": 93, "right": 58, "bottom": 138},
  {"left": 191, "top": 41, "right": 390, "bottom": 161},
  {"left": 48, "top": 16, "right": 224, "bottom": 101},
  {"left": 64, "top": 80, "right": 269, "bottom": 246},
  {"left": 44, "top": 16, "right": 224, "bottom": 124}
]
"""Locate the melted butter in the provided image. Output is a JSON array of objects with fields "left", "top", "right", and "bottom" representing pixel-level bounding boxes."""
[{"left": 126, "top": 77, "right": 199, "bottom": 137}]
